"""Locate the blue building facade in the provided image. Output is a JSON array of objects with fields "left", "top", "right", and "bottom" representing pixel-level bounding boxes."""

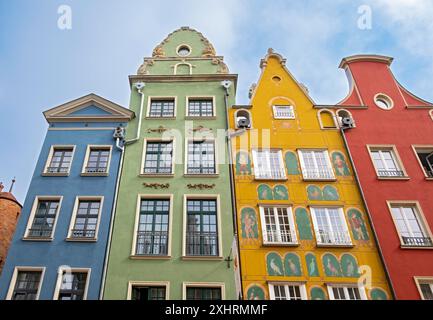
[{"left": 0, "top": 94, "right": 134, "bottom": 300}]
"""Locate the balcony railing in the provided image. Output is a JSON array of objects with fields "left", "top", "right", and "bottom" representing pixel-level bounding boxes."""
[
  {"left": 186, "top": 232, "right": 218, "bottom": 256},
  {"left": 85, "top": 167, "right": 107, "bottom": 173},
  {"left": 377, "top": 169, "right": 405, "bottom": 177},
  {"left": 27, "top": 228, "right": 53, "bottom": 238},
  {"left": 46, "top": 166, "right": 69, "bottom": 173},
  {"left": 302, "top": 169, "right": 335, "bottom": 180},
  {"left": 135, "top": 230, "right": 168, "bottom": 255},
  {"left": 70, "top": 229, "right": 96, "bottom": 239},
  {"left": 315, "top": 229, "right": 352, "bottom": 245},
  {"left": 254, "top": 169, "right": 286, "bottom": 180},
  {"left": 264, "top": 229, "right": 297, "bottom": 244},
  {"left": 402, "top": 236, "right": 433, "bottom": 247}
]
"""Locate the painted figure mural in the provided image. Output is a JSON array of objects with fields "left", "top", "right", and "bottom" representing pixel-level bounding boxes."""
[
  {"left": 246, "top": 285, "right": 266, "bottom": 300},
  {"left": 241, "top": 207, "right": 259, "bottom": 239},
  {"left": 331, "top": 151, "right": 351, "bottom": 176},
  {"left": 347, "top": 209, "right": 369, "bottom": 241},
  {"left": 295, "top": 207, "right": 313, "bottom": 240},
  {"left": 236, "top": 151, "right": 252, "bottom": 175},
  {"left": 306, "top": 253, "right": 319, "bottom": 277},
  {"left": 285, "top": 151, "right": 300, "bottom": 175}
]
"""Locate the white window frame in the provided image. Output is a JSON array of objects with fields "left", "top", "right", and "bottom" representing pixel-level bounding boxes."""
[
  {"left": 272, "top": 105, "right": 295, "bottom": 119},
  {"left": 146, "top": 96, "right": 177, "bottom": 119},
  {"left": 182, "top": 194, "right": 223, "bottom": 260},
  {"left": 140, "top": 138, "right": 176, "bottom": 176},
  {"left": 42, "top": 145, "right": 76, "bottom": 176},
  {"left": 185, "top": 96, "right": 216, "bottom": 119},
  {"left": 298, "top": 149, "right": 335, "bottom": 180},
  {"left": 318, "top": 109, "right": 338, "bottom": 129},
  {"left": 234, "top": 109, "right": 253, "bottom": 129},
  {"left": 81, "top": 145, "right": 112, "bottom": 176},
  {"left": 259, "top": 206, "right": 297, "bottom": 245},
  {"left": 66, "top": 196, "right": 104, "bottom": 241},
  {"left": 24, "top": 196, "right": 63, "bottom": 241},
  {"left": 6, "top": 267, "right": 46, "bottom": 300},
  {"left": 252, "top": 149, "right": 286, "bottom": 180},
  {"left": 310, "top": 207, "right": 352, "bottom": 246},
  {"left": 367, "top": 145, "right": 408, "bottom": 179},
  {"left": 411, "top": 145, "right": 433, "bottom": 179},
  {"left": 414, "top": 277, "right": 433, "bottom": 300},
  {"left": 182, "top": 282, "right": 225, "bottom": 300},
  {"left": 387, "top": 201, "right": 433, "bottom": 248},
  {"left": 131, "top": 194, "right": 174, "bottom": 258},
  {"left": 327, "top": 284, "right": 367, "bottom": 300},
  {"left": 184, "top": 138, "right": 219, "bottom": 176},
  {"left": 127, "top": 281, "right": 170, "bottom": 300},
  {"left": 53, "top": 267, "right": 91, "bottom": 300},
  {"left": 268, "top": 282, "right": 307, "bottom": 300}
]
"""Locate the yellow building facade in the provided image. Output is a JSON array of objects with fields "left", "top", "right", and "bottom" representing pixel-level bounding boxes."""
[{"left": 229, "top": 50, "right": 392, "bottom": 300}]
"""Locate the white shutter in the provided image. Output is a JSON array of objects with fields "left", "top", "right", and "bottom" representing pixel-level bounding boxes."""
[
  {"left": 298, "top": 150, "right": 307, "bottom": 179},
  {"left": 258, "top": 206, "right": 268, "bottom": 243}
]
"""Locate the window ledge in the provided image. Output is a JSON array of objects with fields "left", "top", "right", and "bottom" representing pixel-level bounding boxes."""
[
  {"left": 80, "top": 172, "right": 108, "bottom": 177},
  {"left": 377, "top": 176, "right": 410, "bottom": 181},
  {"left": 185, "top": 116, "right": 216, "bottom": 120},
  {"left": 400, "top": 245, "right": 433, "bottom": 250},
  {"left": 262, "top": 242, "right": 299, "bottom": 247},
  {"left": 145, "top": 117, "right": 176, "bottom": 120},
  {"left": 22, "top": 237, "right": 53, "bottom": 242},
  {"left": 425, "top": 178, "right": 433, "bottom": 181},
  {"left": 302, "top": 178, "right": 337, "bottom": 182},
  {"left": 42, "top": 172, "right": 70, "bottom": 177},
  {"left": 254, "top": 177, "right": 288, "bottom": 181},
  {"left": 184, "top": 174, "right": 219, "bottom": 178},
  {"left": 181, "top": 256, "right": 224, "bottom": 261},
  {"left": 316, "top": 243, "right": 354, "bottom": 248},
  {"left": 65, "top": 237, "right": 97, "bottom": 242},
  {"left": 130, "top": 255, "right": 172, "bottom": 260},
  {"left": 139, "top": 173, "right": 174, "bottom": 178}
]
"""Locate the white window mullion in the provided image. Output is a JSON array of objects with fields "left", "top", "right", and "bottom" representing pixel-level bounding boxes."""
[{"left": 400, "top": 207, "right": 415, "bottom": 238}]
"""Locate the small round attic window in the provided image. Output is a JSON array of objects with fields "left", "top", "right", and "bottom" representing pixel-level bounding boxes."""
[
  {"left": 374, "top": 93, "right": 393, "bottom": 110},
  {"left": 177, "top": 45, "right": 191, "bottom": 57}
]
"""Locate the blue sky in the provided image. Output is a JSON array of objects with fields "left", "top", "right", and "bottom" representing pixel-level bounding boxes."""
[{"left": 1, "top": 0, "right": 433, "bottom": 202}]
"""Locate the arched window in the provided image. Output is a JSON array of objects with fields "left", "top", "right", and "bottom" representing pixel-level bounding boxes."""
[
  {"left": 318, "top": 109, "right": 337, "bottom": 129},
  {"left": 336, "top": 109, "right": 355, "bottom": 127},
  {"left": 235, "top": 109, "right": 252, "bottom": 129},
  {"left": 174, "top": 63, "right": 192, "bottom": 75}
]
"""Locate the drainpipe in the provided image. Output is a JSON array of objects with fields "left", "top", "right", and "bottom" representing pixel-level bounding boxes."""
[
  {"left": 125, "top": 82, "right": 146, "bottom": 145},
  {"left": 221, "top": 80, "right": 243, "bottom": 300},
  {"left": 340, "top": 126, "right": 396, "bottom": 299},
  {"left": 99, "top": 135, "right": 125, "bottom": 299}
]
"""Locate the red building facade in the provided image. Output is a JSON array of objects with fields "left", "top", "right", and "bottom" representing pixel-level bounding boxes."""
[{"left": 336, "top": 55, "right": 433, "bottom": 299}]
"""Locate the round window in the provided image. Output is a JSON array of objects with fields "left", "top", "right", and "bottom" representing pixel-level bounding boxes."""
[
  {"left": 177, "top": 45, "right": 191, "bottom": 57},
  {"left": 374, "top": 94, "right": 393, "bottom": 110}
]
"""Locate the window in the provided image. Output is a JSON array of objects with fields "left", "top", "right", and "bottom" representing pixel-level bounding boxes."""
[
  {"left": 188, "top": 98, "right": 214, "bottom": 117},
  {"left": 143, "top": 141, "right": 173, "bottom": 174},
  {"left": 68, "top": 198, "right": 102, "bottom": 240},
  {"left": 177, "top": 45, "right": 191, "bottom": 57},
  {"left": 234, "top": 109, "right": 252, "bottom": 129},
  {"left": 416, "top": 278, "right": 433, "bottom": 300},
  {"left": 186, "top": 199, "right": 218, "bottom": 256},
  {"left": 186, "top": 287, "right": 222, "bottom": 300},
  {"left": 413, "top": 146, "right": 433, "bottom": 178},
  {"left": 148, "top": 99, "right": 175, "bottom": 118},
  {"left": 259, "top": 206, "right": 297, "bottom": 245},
  {"left": 369, "top": 147, "right": 406, "bottom": 177},
  {"left": 310, "top": 207, "right": 352, "bottom": 245},
  {"left": 186, "top": 140, "right": 216, "bottom": 175},
  {"left": 252, "top": 150, "right": 286, "bottom": 180},
  {"left": 327, "top": 284, "right": 366, "bottom": 300},
  {"left": 269, "top": 283, "right": 307, "bottom": 300},
  {"left": 83, "top": 147, "right": 111, "bottom": 174},
  {"left": 273, "top": 105, "right": 295, "bottom": 119},
  {"left": 54, "top": 269, "right": 89, "bottom": 300},
  {"left": 337, "top": 109, "right": 355, "bottom": 127},
  {"left": 135, "top": 199, "right": 170, "bottom": 256},
  {"left": 318, "top": 110, "right": 337, "bottom": 129},
  {"left": 131, "top": 286, "right": 166, "bottom": 300},
  {"left": 8, "top": 269, "right": 43, "bottom": 300},
  {"left": 374, "top": 93, "right": 393, "bottom": 110},
  {"left": 298, "top": 150, "right": 335, "bottom": 180},
  {"left": 26, "top": 198, "right": 61, "bottom": 239},
  {"left": 44, "top": 146, "right": 74, "bottom": 174},
  {"left": 389, "top": 203, "right": 432, "bottom": 247}
]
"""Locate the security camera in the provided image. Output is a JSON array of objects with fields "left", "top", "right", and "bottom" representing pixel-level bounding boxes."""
[
  {"left": 134, "top": 82, "right": 145, "bottom": 90},
  {"left": 221, "top": 80, "right": 232, "bottom": 89}
]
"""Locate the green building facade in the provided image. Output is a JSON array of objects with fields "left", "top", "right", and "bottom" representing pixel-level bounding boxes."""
[{"left": 103, "top": 27, "right": 239, "bottom": 300}]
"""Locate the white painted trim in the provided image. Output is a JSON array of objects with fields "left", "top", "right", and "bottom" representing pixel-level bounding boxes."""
[
  {"left": 317, "top": 109, "right": 338, "bottom": 129},
  {"left": 185, "top": 95, "right": 216, "bottom": 118},
  {"left": 127, "top": 281, "right": 170, "bottom": 300},
  {"left": 182, "top": 282, "right": 226, "bottom": 300},
  {"left": 146, "top": 96, "right": 177, "bottom": 119},
  {"left": 258, "top": 205, "right": 297, "bottom": 245},
  {"left": 327, "top": 283, "right": 367, "bottom": 300},
  {"left": 5, "top": 266, "right": 46, "bottom": 300},
  {"left": 184, "top": 138, "right": 219, "bottom": 175},
  {"left": 42, "top": 145, "right": 76, "bottom": 176},
  {"left": 140, "top": 137, "right": 176, "bottom": 175},
  {"left": 52, "top": 267, "right": 91, "bottom": 300},
  {"left": 272, "top": 105, "right": 295, "bottom": 120},
  {"left": 234, "top": 109, "right": 253, "bottom": 129},
  {"left": 414, "top": 276, "right": 433, "bottom": 300},
  {"left": 366, "top": 145, "right": 409, "bottom": 178},
  {"left": 174, "top": 62, "right": 193, "bottom": 75},
  {"left": 80, "top": 145, "right": 112, "bottom": 176},
  {"left": 24, "top": 196, "right": 63, "bottom": 240},
  {"left": 66, "top": 196, "right": 104, "bottom": 241},
  {"left": 268, "top": 282, "right": 307, "bottom": 300},
  {"left": 310, "top": 206, "right": 352, "bottom": 246}
]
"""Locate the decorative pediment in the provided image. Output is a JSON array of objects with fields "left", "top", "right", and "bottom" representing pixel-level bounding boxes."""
[{"left": 43, "top": 93, "right": 135, "bottom": 123}]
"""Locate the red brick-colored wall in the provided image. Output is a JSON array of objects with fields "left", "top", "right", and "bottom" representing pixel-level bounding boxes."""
[{"left": 0, "top": 196, "right": 21, "bottom": 274}]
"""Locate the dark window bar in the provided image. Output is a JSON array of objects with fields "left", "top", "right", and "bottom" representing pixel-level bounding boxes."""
[
  {"left": 46, "top": 167, "right": 69, "bottom": 173},
  {"left": 135, "top": 231, "right": 168, "bottom": 255},
  {"left": 70, "top": 229, "right": 96, "bottom": 239},
  {"left": 186, "top": 232, "right": 218, "bottom": 256},
  {"left": 402, "top": 236, "right": 433, "bottom": 247},
  {"left": 85, "top": 167, "right": 107, "bottom": 173},
  {"left": 378, "top": 169, "right": 405, "bottom": 177},
  {"left": 27, "top": 228, "right": 52, "bottom": 238}
]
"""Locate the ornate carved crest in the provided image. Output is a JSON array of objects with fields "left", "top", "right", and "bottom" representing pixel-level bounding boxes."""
[
  {"left": 188, "top": 125, "right": 213, "bottom": 134},
  {"left": 143, "top": 183, "right": 170, "bottom": 189},
  {"left": 152, "top": 45, "right": 165, "bottom": 58},
  {"left": 137, "top": 59, "right": 154, "bottom": 75},
  {"left": 187, "top": 183, "right": 216, "bottom": 190},
  {"left": 147, "top": 126, "right": 169, "bottom": 133}
]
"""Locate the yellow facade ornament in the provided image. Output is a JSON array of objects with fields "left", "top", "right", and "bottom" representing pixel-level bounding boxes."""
[
  {"left": 202, "top": 41, "right": 216, "bottom": 57},
  {"left": 152, "top": 45, "right": 165, "bottom": 58}
]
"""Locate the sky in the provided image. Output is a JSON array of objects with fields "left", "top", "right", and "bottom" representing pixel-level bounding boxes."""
[{"left": 1, "top": 0, "right": 433, "bottom": 202}]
